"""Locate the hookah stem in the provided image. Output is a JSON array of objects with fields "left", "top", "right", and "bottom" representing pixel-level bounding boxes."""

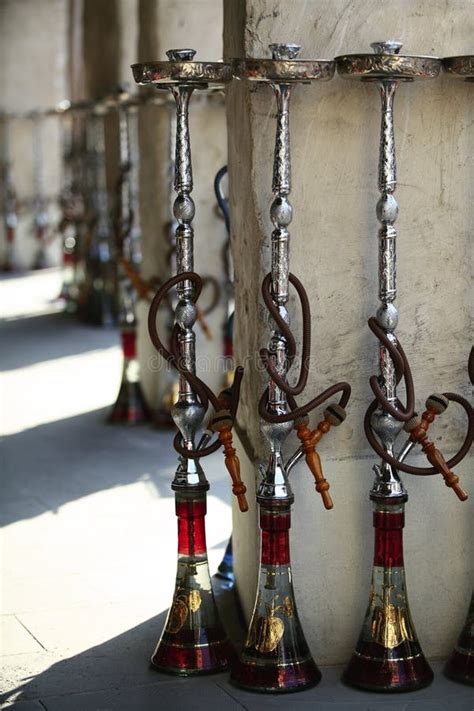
[
  {"left": 375, "top": 79, "right": 401, "bottom": 422},
  {"left": 267, "top": 81, "right": 292, "bottom": 420},
  {"left": 259, "top": 82, "right": 350, "bottom": 425},
  {"left": 147, "top": 85, "right": 244, "bottom": 462},
  {"left": 2, "top": 116, "right": 16, "bottom": 245},
  {"left": 93, "top": 110, "right": 111, "bottom": 243},
  {"left": 171, "top": 82, "right": 197, "bottom": 431},
  {"left": 32, "top": 114, "right": 47, "bottom": 240},
  {"left": 364, "top": 80, "right": 473, "bottom": 478},
  {"left": 115, "top": 102, "right": 133, "bottom": 252},
  {"left": 127, "top": 104, "right": 142, "bottom": 254}
]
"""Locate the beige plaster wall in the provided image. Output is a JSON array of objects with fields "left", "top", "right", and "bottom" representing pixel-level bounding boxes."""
[{"left": 225, "top": 0, "right": 473, "bottom": 663}]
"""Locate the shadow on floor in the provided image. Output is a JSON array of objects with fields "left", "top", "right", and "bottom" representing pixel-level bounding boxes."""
[
  {"left": 2, "top": 406, "right": 233, "bottom": 527},
  {"left": 0, "top": 311, "right": 118, "bottom": 372},
  {"left": 1, "top": 581, "right": 245, "bottom": 709}
]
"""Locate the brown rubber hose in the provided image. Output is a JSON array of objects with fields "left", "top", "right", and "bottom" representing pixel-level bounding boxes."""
[
  {"left": 148, "top": 270, "right": 243, "bottom": 459},
  {"left": 364, "top": 317, "right": 473, "bottom": 474},
  {"left": 364, "top": 392, "right": 473, "bottom": 475},
  {"left": 258, "top": 271, "right": 351, "bottom": 424}
]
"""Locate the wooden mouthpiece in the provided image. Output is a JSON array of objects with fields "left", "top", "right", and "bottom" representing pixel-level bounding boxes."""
[
  {"left": 120, "top": 257, "right": 151, "bottom": 300},
  {"left": 296, "top": 420, "right": 333, "bottom": 510},
  {"left": 211, "top": 399, "right": 248, "bottom": 513},
  {"left": 423, "top": 442, "right": 468, "bottom": 502},
  {"left": 409, "top": 406, "right": 468, "bottom": 502}
]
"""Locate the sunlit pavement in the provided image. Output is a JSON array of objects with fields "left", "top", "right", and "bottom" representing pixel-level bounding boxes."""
[
  {"left": 1, "top": 271, "right": 472, "bottom": 710},
  {"left": 0, "top": 270, "right": 234, "bottom": 708}
]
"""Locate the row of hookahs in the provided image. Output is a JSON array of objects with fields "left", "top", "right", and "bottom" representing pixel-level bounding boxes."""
[
  {"left": 133, "top": 42, "right": 474, "bottom": 693},
  {"left": 4, "top": 41, "right": 472, "bottom": 693}
]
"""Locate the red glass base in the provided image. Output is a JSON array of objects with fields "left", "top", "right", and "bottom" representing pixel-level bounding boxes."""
[
  {"left": 231, "top": 656, "right": 321, "bottom": 693},
  {"left": 343, "top": 645, "right": 433, "bottom": 692},
  {"left": 445, "top": 649, "right": 474, "bottom": 686},
  {"left": 108, "top": 380, "right": 151, "bottom": 425},
  {"left": 151, "top": 628, "right": 232, "bottom": 676}
]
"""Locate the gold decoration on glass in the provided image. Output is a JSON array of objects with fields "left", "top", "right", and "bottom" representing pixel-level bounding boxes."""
[
  {"left": 248, "top": 594, "right": 295, "bottom": 653},
  {"left": 166, "top": 589, "right": 202, "bottom": 634},
  {"left": 370, "top": 581, "right": 414, "bottom": 649}
]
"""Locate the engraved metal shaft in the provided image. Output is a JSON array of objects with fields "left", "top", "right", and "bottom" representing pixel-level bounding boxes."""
[
  {"left": 166, "top": 50, "right": 206, "bottom": 487},
  {"left": 90, "top": 108, "right": 111, "bottom": 245},
  {"left": 370, "top": 41, "right": 405, "bottom": 498},
  {"left": 32, "top": 113, "right": 49, "bottom": 237},
  {"left": 1, "top": 116, "right": 17, "bottom": 250},
  {"left": 258, "top": 44, "right": 299, "bottom": 503}
]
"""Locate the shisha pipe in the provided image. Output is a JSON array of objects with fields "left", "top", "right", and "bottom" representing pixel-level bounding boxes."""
[
  {"left": 80, "top": 102, "right": 117, "bottom": 327},
  {"left": 443, "top": 54, "right": 474, "bottom": 688},
  {"left": 108, "top": 87, "right": 151, "bottom": 424},
  {"left": 57, "top": 109, "right": 85, "bottom": 309},
  {"left": 132, "top": 49, "right": 248, "bottom": 675},
  {"left": 336, "top": 41, "right": 473, "bottom": 693},
  {"left": 31, "top": 113, "right": 51, "bottom": 269},
  {"left": 230, "top": 44, "right": 351, "bottom": 694},
  {"left": 55, "top": 101, "right": 94, "bottom": 308},
  {"left": 1, "top": 115, "right": 18, "bottom": 271}
]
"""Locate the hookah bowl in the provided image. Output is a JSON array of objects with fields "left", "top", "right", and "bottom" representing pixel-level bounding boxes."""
[
  {"left": 336, "top": 41, "right": 463, "bottom": 692},
  {"left": 132, "top": 50, "right": 242, "bottom": 675},
  {"left": 230, "top": 45, "right": 346, "bottom": 693}
]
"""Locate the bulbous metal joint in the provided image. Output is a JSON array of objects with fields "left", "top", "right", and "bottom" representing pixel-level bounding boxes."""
[{"left": 172, "top": 400, "right": 205, "bottom": 443}]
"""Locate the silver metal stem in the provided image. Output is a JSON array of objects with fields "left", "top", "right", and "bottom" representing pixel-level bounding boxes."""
[
  {"left": 91, "top": 110, "right": 111, "bottom": 248},
  {"left": 32, "top": 114, "right": 49, "bottom": 235},
  {"left": 117, "top": 101, "right": 141, "bottom": 324},
  {"left": 1, "top": 117, "right": 17, "bottom": 242},
  {"left": 126, "top": 106, "right": 142, "bottom": 263},
  {"left": 258, "top": 44, "right": 299, "bottom": 504},
  {"left": 167, "top": 49, "right": 207, "bottom": 490},
  {"left": 370, "top": 41, "right": 405, "bottom": 500}
]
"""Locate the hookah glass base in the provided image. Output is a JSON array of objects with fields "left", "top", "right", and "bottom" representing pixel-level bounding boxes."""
[
  {"left": 231, "top": 504, "right": 321, "bottom": 693},
  {"left": 445, "top": 592, "right": 474, "bottom": 686},
  {"left": 151, "top": 491, "right": 232, "bottom": 675},
  {"left": 108, "top": 329, "right": 151, "bottom": 425},
  {"left": 343, "top": 500, "right": 433, "bottom": 692}
]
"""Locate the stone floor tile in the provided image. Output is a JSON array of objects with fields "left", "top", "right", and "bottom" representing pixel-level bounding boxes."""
[
  {"left": 3, "top": 701, "right": 47, "bottom": 710},
  {"left": 34, "top": 679, "right": 245, "bottom": 711}
]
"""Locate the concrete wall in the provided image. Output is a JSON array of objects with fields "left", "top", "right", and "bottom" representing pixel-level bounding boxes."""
[{"left": 225, "top": 0, "right": 473, "bottom": 663}]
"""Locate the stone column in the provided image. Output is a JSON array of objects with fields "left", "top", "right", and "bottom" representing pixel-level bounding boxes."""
[
  {"left": 225, "top": 0, "right": 473, "bottom": 662},
  {"left": 0, "top": 0, "right": 69, "bottom": 269}
]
